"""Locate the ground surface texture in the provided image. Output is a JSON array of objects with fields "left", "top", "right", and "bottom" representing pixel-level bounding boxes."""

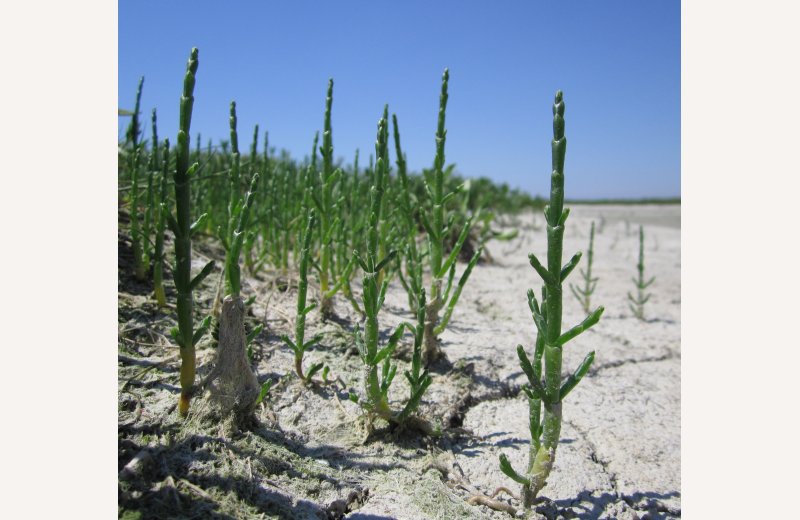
[{"left": 118, "top": 204, "right": 680, "bottom": 520}]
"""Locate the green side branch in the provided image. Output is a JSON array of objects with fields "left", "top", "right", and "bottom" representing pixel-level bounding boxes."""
[{"left": 317, "top": 79, "right": 342, "bottom": 317}]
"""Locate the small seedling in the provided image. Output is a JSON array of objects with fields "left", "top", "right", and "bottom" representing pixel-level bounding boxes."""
[
  {"left": 396, "top": 287, "right": 433, "bottom": 425},
  {"left": 627, "top": 225, "right": 654, "bottom": 320},
  {"left": 246, "top": 323, "right": 264, "bottom": 363},
  {"left": 255, "top": 379, "right": 273, "bottom": 406},
  {"left": 569, "top": 221, "right": 599, "bottom": 313},
  {"left": 282, "top": 209, "right": 325, "bottom": 383},
  {"left": 597, "top": 215, "right": 606, "bottom": 234}
]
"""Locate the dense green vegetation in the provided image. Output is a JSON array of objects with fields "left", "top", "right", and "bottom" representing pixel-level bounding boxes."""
[
  {"left": 566, "top": 197, "right": 680, "bottom": 205},
  {"left": 119, "top": 48, "right": 542, "bottom": 419}
]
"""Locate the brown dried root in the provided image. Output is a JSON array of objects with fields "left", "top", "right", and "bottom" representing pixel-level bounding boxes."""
[
  {"left": 467, "top": 494, "right": 517, "bottom": 516},
  {"left": 439, "top": 451, "right": 520, "bottom": 516},
  {"left": 491, "top": 486, "right": 520, "bottom": 501},
  {"left": 464, "top": 485, "right": 520, "bottom": 516},
  {"left": 331, "top": 387, "right": 356, "bottom": 422}
]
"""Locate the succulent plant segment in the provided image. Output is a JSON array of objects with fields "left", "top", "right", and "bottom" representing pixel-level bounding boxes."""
[
  {"left": 281, "top": 209, "right": 325, "bottom": 383},
  {"left": 569, "top": 221, "right": 599, "bottom": 313},
  {"left": 152, "top": 137, "right": 170, "bottom": 307},
  {"left": 316, "top": 79, "right": 340, "bottom": 317},
  {"left": 392, "top": 113, "right": 425, "bottom": 317},
  {"left": 628, "top": 225, "right": 654, "bottom": 320},
  {"left": 498, "top": 91, "right": 604, "bottom": 507},
  {"left": 163, "top": 48, "right": 215, "bottom": 416},
  {"left": 222, "top": 102, "right": 261, "bottom": 299},
  {"left": 419, "top": 69, "right": 482, "bottom": 366},
  {"left": 396, "top": 287, "right": 433, "bottom": 426},
  {"left": 126, "top": 76, "right": 147, "bottom": 282},
  {"left": 337, "top": 148, "right": 365, "bottom": 317}
]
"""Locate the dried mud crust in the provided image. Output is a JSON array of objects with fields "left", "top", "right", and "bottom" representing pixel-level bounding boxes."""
[{"left": 119, "top": 205, "right": 681, "bottom": 519}]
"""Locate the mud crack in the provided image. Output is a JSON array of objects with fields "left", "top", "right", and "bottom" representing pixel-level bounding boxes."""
[
  {"left": 563, "top": 419, "right": 681, "bottom": 518},
  {"left": 443, "top": 365, "right": 522, "bottom": 429}
]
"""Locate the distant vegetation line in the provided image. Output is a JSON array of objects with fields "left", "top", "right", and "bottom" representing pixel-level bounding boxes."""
[{"left": 564, "top": 197, "right": 680, "bottom": 205}]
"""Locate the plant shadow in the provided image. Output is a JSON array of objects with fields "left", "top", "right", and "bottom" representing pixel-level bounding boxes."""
[{"left": 538, "top": 489, "right": 681, "bottom": 520}]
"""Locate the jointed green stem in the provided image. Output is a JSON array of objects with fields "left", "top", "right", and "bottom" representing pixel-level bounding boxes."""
[
  {"left": 570, "top": 221, "right": 598, "bottom": 313},
  {"left": 628, "top": 225, "right": 654, "bottom": 320},
  {"left": 393, "top": 114, "right": 425, "bottom": 316},
  {"left": 318, "top": 80, "right": 338, "bottom": 316},
  {"left": 419, "top": 69, "right": 479, "bottom": 365},
  {"left": 226, "top": 101, "right": 241, "bottom": 248},
  {"left": 128, "top": 76, "right": 147, "bottom": 282},
  {"left": 499, "top": 91, "right": 604, "bottom": 507},
  {"left": 153, "top": 138, "right": 170, "bottom": 307},
  {"left": 141, "top": 108, "right": 159, "bottom": 274},
  {"left": 169, "top": 49, "right": 213, "bottom": 417},
  {"left": 225, "top": 173, "right": 260, "bottom": 297},
  {"left": 282, "top": 208, "right": 324, "bottom": 383}
]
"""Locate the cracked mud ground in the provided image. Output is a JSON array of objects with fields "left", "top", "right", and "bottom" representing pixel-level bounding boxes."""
[{"left": 118, "top": 204, "right": 680, "bottom": 519}]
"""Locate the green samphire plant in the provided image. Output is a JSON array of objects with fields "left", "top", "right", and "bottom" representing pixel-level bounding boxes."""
[
  {"left": 152, "top": 137, "right": 170, "bottom": 307},
  {"left": 569, "top": 221, "right": 599, "bottom": 313},
  {"left": 350, "top": 115, "right": 435, "bottom": 435},
  {"left": 628, "top": 225, "right": 654, "bottom": 320},
  {"left": 498, "top": 91, "right": 604, "bottom": 507},
  {"left": 411, "top": 70, "right": 481, "bottom": 366},
  {"left": 282, "top": 207, "right": 325, "bottom": 384},
  {"left": 163, "top": 49, "right": 214, "bottom": 416},
  {"left": 126, "top": 76, "right": 148, "bottom": 282}
]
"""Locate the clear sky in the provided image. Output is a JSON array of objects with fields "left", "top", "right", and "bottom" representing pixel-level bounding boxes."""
[{"left": 119, "top": 1, "right": 679, "bottom": 199}]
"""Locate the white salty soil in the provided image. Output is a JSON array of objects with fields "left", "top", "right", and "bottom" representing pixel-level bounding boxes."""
[{"left": 118, "top": 203, "right": 680, "bottom": 520}]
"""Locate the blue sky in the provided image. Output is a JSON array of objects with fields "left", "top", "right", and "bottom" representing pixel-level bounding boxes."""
[{"left": 119, "top": 1, "right": 679, "bottom": 199}]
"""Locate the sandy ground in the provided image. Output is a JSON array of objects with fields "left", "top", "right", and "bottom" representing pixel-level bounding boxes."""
[{"left": 118, "top": 203, "right": 680, "bottom": 519}]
